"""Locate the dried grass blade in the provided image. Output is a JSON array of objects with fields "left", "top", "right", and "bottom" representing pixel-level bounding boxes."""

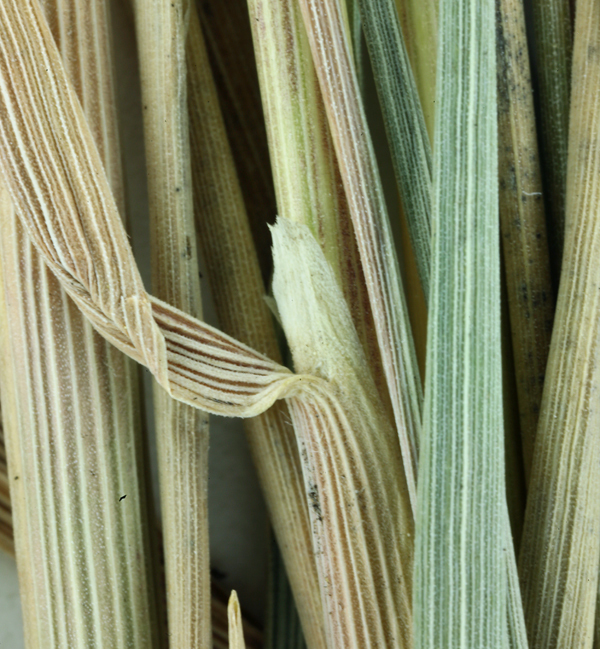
[
  {"left": 247, "top": 0, "right": 390, "bottom": 419},
  {"left": 197, "top": 0, "right": 277, "bottom": 282},
  {"left": 0, "top": 205, "right": 155, "bottom": 648},
  {"left": 0, "top": 0, "right": 300, "bottom": 417},
  {"left": 530, "top": 0, "right": 573, "bottom": 279},
  {"left": 497, "top": 0, "right": 554, "bottom": 482},
  {"left": 211, "top": 587, "right": 263, "bottom": 649},
  {"left": 186, "top": 9, "right": 326, "bottom": 648},
  {"left": 227, "top": 591, "right": 246, "bottom": 649},
  {"left": 296, "top": 0, "right": 422, "bottom": 512},
  {"left": 414, "top": 0, "right": 510, "bottom": 644},
  {"left": 132, "top": 1, "right": 210, "bottom": 646},
  {"left": 0, "top": 0, "right": 160, "bottom": 645},
  {"left": 273, "top": 217, "right": 414, "bottom": 649},
  {"left": 518, "top": 1, "right": 600, "bottom": 645}
]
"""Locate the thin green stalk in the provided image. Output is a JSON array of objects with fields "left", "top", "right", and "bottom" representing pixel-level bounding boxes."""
[
  {"left": 518, "top": 1, "right": 600, "bottom": 645},
  {"left": 497, "top": 0, "right": 555, "bottom": 482},
  {"left": 264, "top": 538, "right": 306, "bottom": 649},
  {"left": 414, "top": 0, "right": 509, "bottom": 645},
  {"left": 356, "top": 0, "right": 433, "bottom": 299},
  {"left": 345, "top": 0, "right": 365, "bottom": 92},
  {"left": 297, "top": 0, "right": 423, "bottom": 511},
  {"left": 530, "top": 0, "right": 573, "bottom": 282},
  {"left": 132, "top": 1, "right": 210, "bottom": 647}
]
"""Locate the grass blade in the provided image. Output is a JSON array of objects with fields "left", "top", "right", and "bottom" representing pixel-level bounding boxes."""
[
  {"left": 530, "top": 0, "right": 573, "bottom": 280},
  {"left": 0, "top": 1, "right": 160, "bottom": 646},
  {"left": 297, "top": 0, "right": 422, "bottom": 511},
  {"left": 197, "top": 0, "right": 277, "bottom": 282},
  {"left": 227, "top": 591, "right": 247, "bottom": 649},
  {"left": 497, "top": 0, "right": 555, "bottom": 482},
  {"left": 273, "top": 217, "right": 414, "bottom": 648},
  {"left": 248, "top": 0, "right": 391, "bottom": 419},
  {"left": 518, "top": 1, "right": 600, "bottom": 645},
  {"left": 131, "top": 1, "right": 211, "bottom": 646},
  {"left": 414, "top": 0, "right": 509, "bottom": 644},
  {"left": 357, "top": 0, "right": 433, "bottom": 299},
  {"left": 186, "top": 9, "right": 326, "bottom": 647}
]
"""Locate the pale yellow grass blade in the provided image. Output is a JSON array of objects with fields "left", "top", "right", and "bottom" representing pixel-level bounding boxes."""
[
  {"left": 248, "top": 0, "right": 389, "bottom": 414},
  {"left": 273, "top": 217, "right": 414, "bottom": 648},
  {"left": 518, "top": 1, "right": 600, "bottom": 646},
  {"left": 186, "top": 10, "right": 326, "bottom": 649},
  {"left": 0, "top": 1, "right": 161, "bottom": 646},
  {"left": 296, "top": 0, "right": 422, "bottom": 512},
  {"left": 131, "top": 0, "right": 211, "bottom": 646},
  {"left": 227, "top": 591, "right": 246, "bottom": 649}
]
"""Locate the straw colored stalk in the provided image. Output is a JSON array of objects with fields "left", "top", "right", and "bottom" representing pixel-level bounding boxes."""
[
  {"left": 414, "top": 0, "right": 511, "bottom": 644},
  {"left": 210, "top": 586, "right": 263, "bottom": 649},
  {"left": 0, "top": 454, "right": 260, "bottom": 649},
  {"left": 296, "top": 0, "right": 423, "bottom": 512},
  {"left": 131, "top": 1, "right": 210, "bottom": 646},
  {"left": 529, "top": 0, "right": 572, "bottom": 279},
  {"left": 0, "top": 3, "right": 415, "bottom": 645},
  {"left": 186, "top": 10, "right": 325, "bottom": 648},
  {"left": 518, "top": 2, "right": 600, "bottom": 646},
  {"left": 0, "top": 416, "right": 14, "bottom": 556},
  {"left": 197, "top": 0, "right": 277, "bottom": 282},
  {"left": 227, "top": 592, "right": 247, "bottom": 649},
  {"left": 497, "top": 0, "right": 555, "bottom": 483},
  {"left": 0, "top": 3, "right": 160, "bottom": 647},
  {"left": 393, "top": 0, "right": 437, "bottom": 142},
  {"left": 272, "top": 218, "right": 414, "bottom": 648},
  {"left": 249, "top": 0, "right": 384, "bottom": 396}
]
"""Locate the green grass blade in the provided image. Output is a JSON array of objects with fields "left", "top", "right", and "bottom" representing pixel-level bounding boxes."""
[
  {"left": 414, "top": 0, "right": 509, "bottom": 645},
  {"left": 357, "top": 0, "right": 433, "bottom": 299},
  {"left": 264, "top": 538, "right": 307, "bottom": 649}
]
